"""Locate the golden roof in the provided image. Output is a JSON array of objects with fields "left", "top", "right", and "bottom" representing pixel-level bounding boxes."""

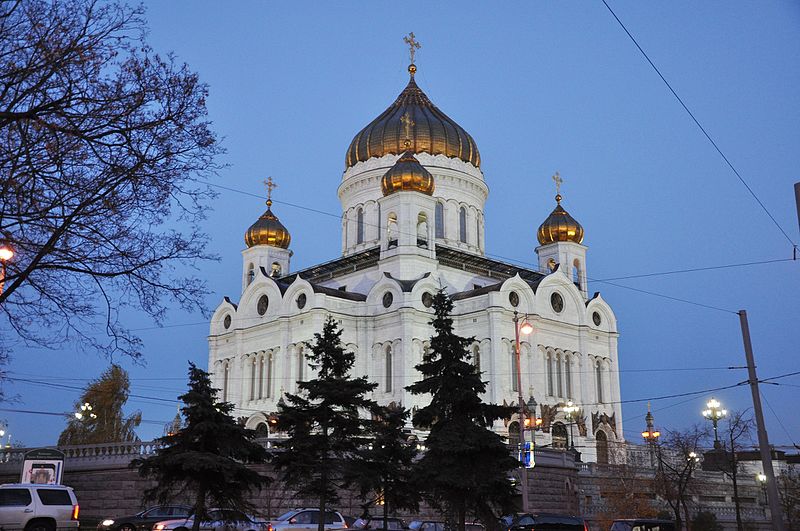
[
  {"left": 537, "top": 194, "right": 584, "bottom": 245},
  {"left": 245, "top": 199, "right": 291, "bottom": 249},
  {"left": 345, "top": 66, "right": 480, "bottom": 169},
  {"left": 381, "top": 149, "right": 435, "bottom": 196}
]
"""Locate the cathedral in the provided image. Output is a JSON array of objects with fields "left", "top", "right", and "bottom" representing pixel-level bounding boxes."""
[{"left": 208, "top": 43, "right": 624, "bottom": 464}]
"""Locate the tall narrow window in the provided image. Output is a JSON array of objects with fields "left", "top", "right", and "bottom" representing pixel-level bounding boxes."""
[
  {"left": 356, "top": 208, "right": 364, "bottom": 244},
  {"left": 565, "top": 356, "right": 572, "bottom": 399},
  {"left": 385, "top": 345, "right": 393, "bottom": 393},
  {"left": 297, "top": 345, "right": 305, "bottom": 383},
  {"left": 417, "top": 212, "right": 428, "bottom": 248},
  {"left": 258, "top": 354, "right": 265, "bottom": 399},
  {"left": 247, "top": 264, "right": 255, "bottom": 285},
  {"left": 511, "top": 345, "right": 519, "bottom": 392},
  {"left": 473, "top": 345, "right": 481, "bottom": 375},
  {"left": 250, "top": 357, "right": 257, "bottom": 401},
  {"left": 222, "top": 361, "right": 229, "bottom": 402},
  {"left": 476, "top": 214, "right": 482, "bottom": 249},
  {"left": 435, "top": 202, "right": 444, "bottom": 238},
  {"left": 546, "top": 353, "right": 554, "bottom": 396},
  {"left": 596, "top": 359, "right": 604, "bottom": 403},
  {"left": 556, "top": 353, "right": 563, "bottom": 397},
  {"left": 266, "top": 352, "right": 274, "bottom": 398},
  {"left": 459, "top": 207, "right": 467, "bottom": 243}
]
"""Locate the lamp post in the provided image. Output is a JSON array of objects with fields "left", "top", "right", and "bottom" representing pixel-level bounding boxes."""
[
  {"left": 74, "top": 402, "right": 97, "bottom": 421},
  {"left": 756, "top": 473, "right": 768, "bottom": 505},
  {"left": 702, "top": 397, "right": 728, "bottom": 450},
  {"left": 513, "top": 310, "right": 533, "bottom": 513},
  {"left": 641, "top": 402, "right": 661, "bottom": 468},
  {"left": 562, "top": 400, "right": 580, "bottom": 450},
  {"left": 0, "top": 243, "right": 14, "bottom": 296}
]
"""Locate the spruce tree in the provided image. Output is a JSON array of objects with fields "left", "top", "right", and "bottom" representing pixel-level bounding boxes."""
[
  {"left": 406, "top": 290, "right": 518, "bottom": 531},
  {"left": 134, "top": 363, "right": 269, "bottom": 531},
  {"left": 359, "top": 404, "right": 419, "bottom": 529},
  {"left": 273, "top": 316, "right": 378, "bottom": 531}
]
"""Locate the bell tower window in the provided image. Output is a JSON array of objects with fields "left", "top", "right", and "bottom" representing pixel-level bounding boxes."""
[
  {"left": 417, "top": 212, "right": 429, "bottom": 248},
  {"left": 385, "top": 345, "right": 393, "bottom": 393},
  {"left": 459, "top": 207, "right": 467, "bottom": 243},
  {"left": 247, "top": 263, "right": 255, "bottom": 285},
  {"left": 356, "top": 207, "right": 364, "bottom": 244},
  {"left": 435, "top": 202, "right": 444, "bottom": 238}
]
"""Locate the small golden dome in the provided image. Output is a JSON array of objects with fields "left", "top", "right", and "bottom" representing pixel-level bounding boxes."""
[
  {"left": 346, "top": 70, "right": 480, "bottom": 169},
  {"left": 381, "top": 149, "right": 435, "bottom": 196},
  {"left": 537, "top": 194, "right": 584, "bottom": 245},
  {"left": 245, "top": 200, "right": 291, "bottom": 249}
]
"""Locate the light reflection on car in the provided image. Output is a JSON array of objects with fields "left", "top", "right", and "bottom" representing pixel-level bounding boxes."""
[{"left": 152, "top": 509, "right": 265, "bottom": 531}]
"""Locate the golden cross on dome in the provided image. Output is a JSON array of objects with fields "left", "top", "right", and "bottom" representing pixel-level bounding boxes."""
[
  {"left": 403, "top": 32, "right": 421, "bottom": 64},
  {"left": 552, "top": 171, "right": 563, "bottom": 195},
  {"left": 400, "top": 112, "right": 415, "bottom": 146},
  {"left": 263, "top": 177, "right": 277, "bottom": 206}
]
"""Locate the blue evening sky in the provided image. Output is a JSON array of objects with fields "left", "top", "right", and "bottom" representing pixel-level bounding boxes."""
[{"left": 4, "top": 2, "right": 799, "bottom": 450}]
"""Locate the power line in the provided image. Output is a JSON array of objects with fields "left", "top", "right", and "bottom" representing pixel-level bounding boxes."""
[
  {"left": 760, "top": 389, "right": 798, "bottom": 449},
  {"left": 595, "top": 258, "right": 795, "bottom": 282},
  {"left": 599, "top": 0, "right": 797, "bottom": 248}
]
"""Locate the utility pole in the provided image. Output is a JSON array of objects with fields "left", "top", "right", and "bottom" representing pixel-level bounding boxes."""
[{"left": 738, "top": 310, "right": 784, "bottom": 530}]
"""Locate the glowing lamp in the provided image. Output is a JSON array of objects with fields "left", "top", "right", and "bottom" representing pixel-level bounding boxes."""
[{"left": 520, "top": 322, "right": 534, "bottom": 335}]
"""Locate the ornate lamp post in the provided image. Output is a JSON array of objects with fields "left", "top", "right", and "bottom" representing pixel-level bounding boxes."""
[
  {"left": 562, "top": 400, "right": 580, "bottom": 450},
  {"left": 513, "top": 311, "right": 533, "bottom": 513},
  {"left": 702, "top": 397, "right": 728, "bottom": 450},
  {"left": 756, "top": 473, "right": 768, "bottom": 505},
  {"left": 641, "top": 402, "right": 661, "bottom": 468},
  {"left": 74, "top": 402, "right": 97, "bottom": 421},
  {"left": 0, "top": 243, "right": 14, "bottom": 296}
]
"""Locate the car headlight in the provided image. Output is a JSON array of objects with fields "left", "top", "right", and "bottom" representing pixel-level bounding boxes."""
[
  {"left": 102, "top": 521, "right": 115, "bottom": 527},
  {"left": 154, "top": 525, "right": 166, "bottom": 531}
]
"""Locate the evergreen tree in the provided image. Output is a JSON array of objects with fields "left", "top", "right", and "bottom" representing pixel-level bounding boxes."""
[
  {"left": 273, "top": 316, "right": 378, "bottom": 531},
  {"left": 58, "top": 364, "right": 141, "bottom": 445},
  {"left": 359, "top": 404, "right": 419, "bottom": 529},
  {"left": 134, "top": 363, "right": 269, "bottom": 531},
  {"left": 406, "top": 290, "right": 518, "bottom": 531}
]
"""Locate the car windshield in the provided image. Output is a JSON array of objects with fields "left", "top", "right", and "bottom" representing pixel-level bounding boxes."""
[{"left": 275, "top": 511, "right": 297, "bottom": 521}]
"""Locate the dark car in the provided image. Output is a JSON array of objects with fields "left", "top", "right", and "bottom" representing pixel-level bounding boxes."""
[
  {"left": 502, "top": 513, "right": 588, "bottom": 531},
  {"left": 353, "top": 517, "right": 406, "bottom": 531},
  {"left": 408, "top": 521, "right": 483, "bottom": 531},
  {"left": 609, "top": 520, "right": 675, "bottom": 531},
  {"left": 98, "top": 506, "right": 193, "bottom": 531}
]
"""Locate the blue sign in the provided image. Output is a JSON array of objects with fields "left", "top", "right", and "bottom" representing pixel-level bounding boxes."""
[{"left": 519, "top": 442, "right": 534, "bottom": 469}]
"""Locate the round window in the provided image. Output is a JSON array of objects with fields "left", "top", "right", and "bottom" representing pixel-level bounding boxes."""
[
  {"left": 296, "top": 293, "right": 307, "bottom": 309},
  {"left": 257, "top": 295, "right": 269, "bottom": 316},
  {"left": 550, "top": 292, "right": 564, "bottom": 313},
  {"left": 223, "top": 315, "right": 232, "bottom": 329},
  {"left": 382, "top": 292, "right": 393, "bottom": 308},
  {"left": 422, "top": 291, "right": 434, "bottom": 308},
  {"left": 592, "top": 311, "right": 602, "bottom": 326},
  {"left": 509, "top": 291, "right": 520, "bottom": 307}
]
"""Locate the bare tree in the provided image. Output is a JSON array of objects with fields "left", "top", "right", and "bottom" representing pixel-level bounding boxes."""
[
  {"left": 777, "top": 466, "right": 800, "bottom": 531},
  {"left": 654, "top": 425, "right": 707, "bottom": 530},
  {"left": 0, "top": 0, "right": 221, "bottom": 360},
  {"left": 720, "top": 411, "right": 754, "bottom": 531}
]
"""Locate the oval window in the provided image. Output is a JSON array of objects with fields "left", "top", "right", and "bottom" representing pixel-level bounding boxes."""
[
  {"left": 383, "top": 292, "right": 394, "bottom": 308},
  {"left": 592, "top": 311, "right": 602, "bottom": 326},
  {"left": 297, "top": 293, "right": 307, "bottom": 309},
  {"left": 550, "top": 292, "right": 564, "bottom": 313},
  {"left": 509, "top": 291, "right": 520, "bottom": 307},
  {"left": 422, "top": 292, "right": 434, "bottom": 308},
  {"left": 257, "top": 295, "right": 269, "bottom": 316},
  {"left": 223, "top": 315, "right": 232, "bottom": 329}
]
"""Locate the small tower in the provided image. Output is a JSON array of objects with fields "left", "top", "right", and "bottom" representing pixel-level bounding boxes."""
[
  {"left": 242, "top": 177, "right": 292, "bottom": 292},
  {"left": 535, "top": 172, "right": 588, "bottom": 297}
]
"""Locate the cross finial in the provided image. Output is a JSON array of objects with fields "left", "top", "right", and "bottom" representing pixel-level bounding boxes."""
[
  {"left": 263, "top": 177, "right": 277, "bottom": 207},
  {"left": 400, "top": 112, "right": 415, "bottom": 147},
  {"left": 403, "top": 32, "right": 421, "bottom": 65},
  {"left": 552, "top": 171, "right": 563, "bottom": 202}
]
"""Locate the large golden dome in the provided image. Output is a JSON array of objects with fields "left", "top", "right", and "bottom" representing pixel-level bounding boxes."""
[
  {"left": 381, "top": 149, "right": 435, "bottom": 196},
  {"left": 245, "top": 200, "right": 291, "bottom": 249},
  {"left": 537, "top": 194, "right": 584, "bottom": 245},
  {"left": 345, "top": 67, "right": 480, "bottom": 169}
]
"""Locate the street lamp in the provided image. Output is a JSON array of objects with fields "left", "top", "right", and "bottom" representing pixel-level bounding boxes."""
[
  {"left": 702, "top": 397, "right": 728, "bottom": 450},
  {"left": 756, "top": 473, "right": 768, "bottom": 504},
  {"left": 562, "top": 400, "right": 580, "bottom": 450},
  {"left": 513, "top": 310, "right": 533, "bottom": 513},
  {"left": 0, "top": 242, "right": 14, "bottom": 296},
  {"left": 74, "top": 402, "right": 97, "bottom": 421},
  {"left": 641, "top": 403, "right": 661, "bottom": 468}
]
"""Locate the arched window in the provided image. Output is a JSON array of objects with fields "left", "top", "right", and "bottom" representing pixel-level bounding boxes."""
[
  {"left": 417, "top": 212, "right": 428, "bottom": 248},
  {"left": 546, "top": 352, "right": 554, "bottom": 396},
  {"left": 250, "top": 356, "right": 257, "bottom": 401},
  {"left": 255, "top": 423, "right": 269, "bottom": 439},
  {"left": 435, "top": 202, "right": 444, "bottom": 238},
  {"left": 222, "top": 360, "right": 229, "bottom": 402},
  {"left": 511, "top": 344, "right": 519, "bottom": 392},
  {"left": 247, "top": 263, "right": 255, "bottom": 285},
  {"left": 473, "top": 344, "right": 481, "bottom": 375},
  {"left": 385, "top": 345, "right": 393, "bottom": 393},
  {"left": 556, "top": 352, "right": 563, "bottom": 397},
  {"left": 459, "top": 207, "right": 467, "bottom": 243},
  {"left": 357, "top": 208, "right": 364, "bottom": 244},
  {"left": 552, "top": 422, "right": 568, "bottom": 449},
  {"left": 297, "top": 345, "right": 305, "bottom": 383},
  {"left": 565, "top": 355, "right": 572, "bottom": 399},
  {"left": 387, "top": 213, "right": 398, "bottom": 249},
  {"left": 476, "top": 213, "right": 482, "bottom": 249},
  {"left": 266, "top": 352, "right": 273, "bottom": 398},
  {"left": 271, "top": 262, "right": 281, "bottom": 277},
  {"left": 573, "top": 259, "right": 581, "bottom": 287},
  {"left": 596, "top": 359, "right": 604, "bottom": 403},
  {"left": 596, "top": 430, "right": 609, "bottom": 464},
  {"left": 508, "top": 421, "right": 520, "bottom": 451},
  {"left": 258, "top": 353, "right": 265, "bottom": 399}
]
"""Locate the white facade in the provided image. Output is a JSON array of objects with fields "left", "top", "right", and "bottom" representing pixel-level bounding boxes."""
[{"left": 208, "top": 72, "right": 624, "bottom": 463}]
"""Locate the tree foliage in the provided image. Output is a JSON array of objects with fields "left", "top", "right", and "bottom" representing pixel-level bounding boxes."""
[
  {"left": 134, "top": 363, "right": 269, "bottom": 531},
  {"left": 273, "top": 316, "right": 378, "bottom": 531},
  {"left": 58, "top": 364, "right": 141, "bottom": 445},
  {"left": 0, "top": 0, "right": 221, "bottom": 359},
  {"left": 406, "top": 290, "right": 518, "bottom": 531},
  {"left": 654, "top": 425, "right": 707, "bottom": 530}
]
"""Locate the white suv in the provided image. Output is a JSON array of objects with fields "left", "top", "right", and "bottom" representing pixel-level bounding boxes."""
[
  {"left": 0, "top": 483, "right": 80, "bottom": 531},
  {"left": 267, "top": 509, "right": 347, "bottom": 531}
]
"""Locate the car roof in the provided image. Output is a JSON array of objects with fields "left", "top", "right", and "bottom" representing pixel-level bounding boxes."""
[{"left": 0, "top": 483, "right": 72, "bottom": 489}]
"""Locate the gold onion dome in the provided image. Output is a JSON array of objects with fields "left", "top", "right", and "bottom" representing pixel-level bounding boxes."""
[
  {"left": 345, "top": 66, "right": 480, "bottom": 169},
  {"left": 381, "top": 148, "right": 435, "bottom": 196},
  {"left": 245, "top": 199, "right": 291, "bottom": 249},
  {"left": 537, "top": 194, "right": 584, "bottom": 245}
]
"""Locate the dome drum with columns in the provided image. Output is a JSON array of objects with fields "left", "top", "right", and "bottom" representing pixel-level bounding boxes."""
[{"left": 209, "top": 39, "right": 623, "bottom": 464}]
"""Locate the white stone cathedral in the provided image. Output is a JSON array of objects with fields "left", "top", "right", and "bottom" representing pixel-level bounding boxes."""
[{"left": 208, "top": 58, "right": 624, "bottom": 464}]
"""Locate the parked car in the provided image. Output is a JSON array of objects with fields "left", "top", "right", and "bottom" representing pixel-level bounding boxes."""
[
  {"left": 609, "top": 519, "right": 675, "bottom": 531},
  {"left": 501, "top": 513, "right": 588, "bottom": 531},
  {"left": 0, "top": 483, "right": 80, "bottom": 531},
  {"left": 267, "top": 509, "right": 348, "bottom": 531},
  {"left": 98, "top": 505, "right": 193, "bottom": 531},
  {"left": 408, "top": 521, "right": 483, "bottom": 531},
  {"left": 353, "top": 516, "right": 406, "bottom": 531},
  {"left": 153, "top": 509, "right": 264, "bottom": 531}
]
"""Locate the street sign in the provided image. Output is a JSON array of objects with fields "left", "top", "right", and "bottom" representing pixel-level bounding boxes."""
[
  {"left": 519, "top": 442, "right": 534, "bottom": 469},
  {"left": 21, "top": 448, "right": 65, "bottom": 484}
]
